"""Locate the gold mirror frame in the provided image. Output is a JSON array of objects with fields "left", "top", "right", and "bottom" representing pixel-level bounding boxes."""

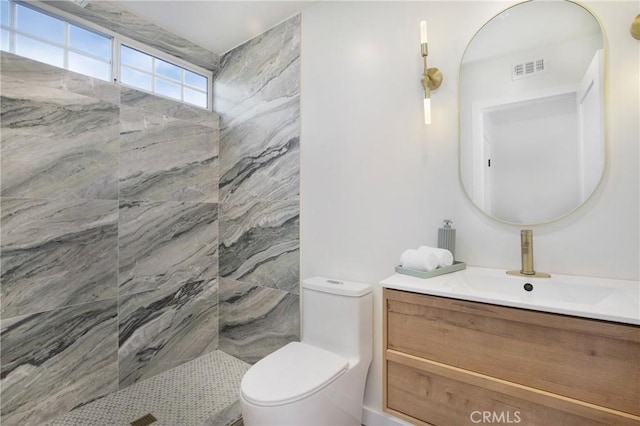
[{"left": 457, "top": 0, "right": 608, "bottom": 226}]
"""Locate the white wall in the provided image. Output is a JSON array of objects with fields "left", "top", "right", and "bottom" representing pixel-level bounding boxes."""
[{"left": 300, "top": 1, "right": 639, "bottom": 423}]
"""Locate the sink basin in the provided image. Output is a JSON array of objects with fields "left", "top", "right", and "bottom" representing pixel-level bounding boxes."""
[
  {"left": 381, "top": 266, "right": 640, "bottom": 325},
  {"left": 459, "top": 269, "right": 616, "bottom": 305}
]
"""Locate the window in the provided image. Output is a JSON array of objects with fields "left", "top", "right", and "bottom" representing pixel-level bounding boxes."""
[
  {"left": 0, "top": 0, "right": 211, "bottom": 110},
  {"left": 1, "top": 0, "right": 112, "bottom": 81},
  {"left": 120, "top": 45, "right": 209, "bottom": 108}
]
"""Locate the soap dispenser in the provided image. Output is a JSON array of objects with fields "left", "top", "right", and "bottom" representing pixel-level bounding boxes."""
[{"left": 438, "top": 219, "right": 456, "bottom": 259}]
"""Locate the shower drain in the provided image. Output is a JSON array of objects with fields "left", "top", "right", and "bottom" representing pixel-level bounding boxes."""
[{"left": 130, "top": 413, "right": 158, "bottom": 426}]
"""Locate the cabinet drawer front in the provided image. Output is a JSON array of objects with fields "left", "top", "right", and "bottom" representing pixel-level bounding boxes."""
[
  {"left": 387, "top": 353, "right": 640, "bottom": 426},
  {"left": 385, "top": 289, "right": 640, "bottom": 415}
]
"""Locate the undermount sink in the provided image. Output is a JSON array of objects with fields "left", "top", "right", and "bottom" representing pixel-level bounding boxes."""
[{"left": 381, "top": 266, "right": 640, "bottom": 325}]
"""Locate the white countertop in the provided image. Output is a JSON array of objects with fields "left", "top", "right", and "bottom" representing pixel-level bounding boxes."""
[{"left": 381, "top": 266, "right": 640, "bottom": 326}]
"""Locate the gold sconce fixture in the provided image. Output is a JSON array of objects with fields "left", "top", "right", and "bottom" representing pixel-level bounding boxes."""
[
  {"left": 420, "top": 21, "right": 442, "bottom": 124},
  {"left": 631, "top": 14, "right": 640, "bottom": 40}
]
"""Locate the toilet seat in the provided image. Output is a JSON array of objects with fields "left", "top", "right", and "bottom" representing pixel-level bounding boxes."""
[{"left": 240, "top": 342, "right": 348, "bottom": 407}]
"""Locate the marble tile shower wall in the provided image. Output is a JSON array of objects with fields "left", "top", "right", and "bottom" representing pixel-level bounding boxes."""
[
  {"left": 0, "top": 51, "right": 220, "bottom": 425},
  {"left": 215, "top": 15, "right": 301, "bottom": 364}
]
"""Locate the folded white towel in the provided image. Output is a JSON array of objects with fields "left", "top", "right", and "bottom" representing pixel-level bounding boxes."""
[
  {"left": 418, "top": 246, "right": 454, "bottom": 267},
  {"left": 400, "top": 249, "right": 439, "bottom": 272}
]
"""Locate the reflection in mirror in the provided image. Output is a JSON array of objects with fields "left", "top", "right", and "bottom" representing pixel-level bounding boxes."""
[{"left": 459, "top": 1, "right": 605, "bottom": 224}]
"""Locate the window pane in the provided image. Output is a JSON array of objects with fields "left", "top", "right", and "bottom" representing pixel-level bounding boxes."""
[
  {"left": 1, "top": 29, "right": 8, "bottom": 52},
  {"left": 121, "top": 45, "right": 151, "bottom": 72},
  {"left": 69, "top": 25, "right": 110, "bottom": 59},
  {"left": 15, "top": 34, "right": 63, "bottom": 67},
  {"left": 155, "top": 58, "right": 181, "bottom": 82},
  {"left": 121, "top": 66, "right": 152, "bottom": 91},
  {"left": 1, "top": 0, "right": 9, "bottom": 27},
  {"left": 16, "top": 4, "right": 64, "bottom": 45},
  {"left": 155, "top": 77, "right": 181, "bottom": 100},
  {"left": 184, "top": 87, "right": 207, "bottom": 108},
  {"left": 184, "top": 70, "right": 207, "bottom": 91},
  {"left": 69, "top": 52, "right": 110, "bottom": 81}
]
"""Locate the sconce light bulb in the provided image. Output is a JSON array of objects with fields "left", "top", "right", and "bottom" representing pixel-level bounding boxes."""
[
  {"left": 423, "top": 97, "right": 431, "bottom": 125},
  {"left": 420, "top": 21, "right": 428, "bottom": 44}
]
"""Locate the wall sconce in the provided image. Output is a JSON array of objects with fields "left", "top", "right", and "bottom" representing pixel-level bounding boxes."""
[
  {"left": 631, "top": 14, "right": 640, "bottom": 40},
  {"left": 420, "top": 21, "right": 442, "bottom": 124}
]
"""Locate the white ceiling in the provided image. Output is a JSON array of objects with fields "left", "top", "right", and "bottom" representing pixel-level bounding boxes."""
[{"left": 117, "top": 1, "right": 316, "bottom": 56}]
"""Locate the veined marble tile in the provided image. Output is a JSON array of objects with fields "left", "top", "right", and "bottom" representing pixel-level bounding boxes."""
[
  {"left": 119, "top": 200, "right": 218, "bottom": 296},
  {"left": 0, "top": 85, "right": 119, "bottom": 200},
  {"left": 119, "top": 106, "right": 219, "bottom": 203},
  {"left": 0, "top": 299, "right": 118, "bottom": 426},
  {"left": 46, "top": 1, "right": 123, "bottom": 34},
  {"left": 116, "top": 7, "right": 219, "bottom": 72},
  {"left": 215, "top": 15, "right": 300, "bottom": 105},
  {"left": 215, "top": 15, "right": 300, "bottom": 204},
  {"left": 45, "top": 1, "right": 219, "bottom": 72},
  {"left": 0, "top": 52, "right": 120, "bottom": 104},
  {"left": 121, "top": 88, "right": 218, "bottom": 128},
  {"left": 1, "top": 198, "right": 118, "bottom": 318},
  {"left": 219, "top": 199, "right": 299, "bottom": 294},
  {"left": 118, "top": 278, "right": 219, "bottom": 388},
  {"left": 219, "top": 278, "right": 299, "bottom": 364},
  {"left": 218, "top": 104, "right": 300, "bottom": 204}
]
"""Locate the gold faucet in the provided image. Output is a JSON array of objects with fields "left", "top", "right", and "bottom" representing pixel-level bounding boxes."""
[{"left": 507, "top": 230, "right": 551, "bottom": 278}]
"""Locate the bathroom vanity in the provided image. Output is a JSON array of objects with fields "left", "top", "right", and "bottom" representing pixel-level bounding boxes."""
[
  {"left": 382, "top": 0, "right": 640, "bottom": 423},
  {"left": 381, "top": 268, "right": 640, "bottom": 426}
]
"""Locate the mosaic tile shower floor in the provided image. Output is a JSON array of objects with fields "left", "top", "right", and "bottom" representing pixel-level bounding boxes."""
[{"left": 49, "top": 350, "right": 250, "bottom": 426}]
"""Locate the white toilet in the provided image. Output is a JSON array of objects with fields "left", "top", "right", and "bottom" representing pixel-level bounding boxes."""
[{"left": 240, "top": 276, "right": 373, "bottom": 426}]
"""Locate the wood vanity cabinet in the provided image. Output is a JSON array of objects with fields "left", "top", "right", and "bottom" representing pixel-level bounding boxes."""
[{"left": 382, "top": 288, "right": 640, "bottom": 426}]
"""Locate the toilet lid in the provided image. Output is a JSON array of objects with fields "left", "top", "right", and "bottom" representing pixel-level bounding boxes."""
[{"left": 241, "top": 342, "right": 349, "bottom": 407}]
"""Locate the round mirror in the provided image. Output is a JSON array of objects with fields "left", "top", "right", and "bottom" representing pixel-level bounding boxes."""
[{"left": 459, "top": 1, "right": 605, "bottom": 224}]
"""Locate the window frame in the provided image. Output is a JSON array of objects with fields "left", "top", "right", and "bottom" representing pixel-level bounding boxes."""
[
  {"left": 117, "top": 40, "right": 211, "bottom": 109},
  {"left": 1, "top": 0, "right": 213, "bottom": 111},
  {"left": 2, "top": 0, "right": 114, "bottom": 80}
]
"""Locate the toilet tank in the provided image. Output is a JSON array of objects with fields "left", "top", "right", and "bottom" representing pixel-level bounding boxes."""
[{"left": 301, "top": 277, "right": 373, "bottom": 363}]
